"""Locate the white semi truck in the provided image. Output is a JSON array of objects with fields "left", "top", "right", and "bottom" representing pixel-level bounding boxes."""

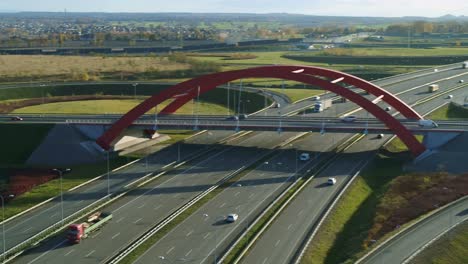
[{"left": 314, "top": 99, "right": 333, "bottom": 112}]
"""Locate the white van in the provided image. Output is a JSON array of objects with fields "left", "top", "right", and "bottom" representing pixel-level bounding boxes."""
[{"left": 418, "top": 119, "right": 438, "bottom": 128}]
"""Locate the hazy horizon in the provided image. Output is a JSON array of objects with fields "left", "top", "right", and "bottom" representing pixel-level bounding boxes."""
[{"left": 1, "top": 0, "right": 467, "bottom": 17}]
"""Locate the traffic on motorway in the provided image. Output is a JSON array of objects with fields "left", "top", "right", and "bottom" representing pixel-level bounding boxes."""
[{"left": 4, "top": 63, "right": 468, "bottom": 264}]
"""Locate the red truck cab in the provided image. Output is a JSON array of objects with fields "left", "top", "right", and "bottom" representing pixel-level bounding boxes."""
[{"left": 67, "top": 223, "right": 86, "bottom": 243}]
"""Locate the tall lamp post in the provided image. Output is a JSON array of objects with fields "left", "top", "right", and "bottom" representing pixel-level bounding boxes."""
[
  {"left": 52, "top": 168, "right": 71, "bottom": 226},
  {"left": 1, "top": 194, "right": 14, "bottom": 263},
  {"left": 132, "top": 83, "right": 138, "bottom": 99}
]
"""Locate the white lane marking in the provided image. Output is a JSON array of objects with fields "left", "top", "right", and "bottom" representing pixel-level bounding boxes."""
[
  {"left": 275, "top": 240, "right": 281, "bottom": 247},
  {"left": 64, "top": 249, "right": 74, "bottom": 256},
  {"left": 249, "top": 193, "right": 254, "bottom": 198},
  {"left": 235, "top": 206, "right": 240, "bottom": 210},
  {"left": 203, "top": 232, "right": 211, "bottom": 239},
  {"left": 76, "top": 200, "right": 84, "bottom": 204},
  {"left": 185, "top": 249, "right": 193, "bottom": 257},
  {"left": 116, "top": 217, "right": 125, "bottom": 223},
  {"left": 50, "top": 212, "right": 58, "bottom": 218},
  {"left": 23, "top": 227, "right": 32, "bottom": 233},
  {"left": 262, "top": 257, "right": 268, "bottom": 264},
  {"left": 137, "top": 203, "right": 146, "bottom": 209},
  {"left": 85, "top": 250, "right": 95, "bottom": 257},
  {"left": 288, "top": 224, "right": 293, "bottom": 230},
  {"left": 173, "top": 193, "right": 181, "bottom": 198},
  {"left": 298, "top": 209, "right": 304, "bottom": 216},
  {"left": 134, "top": 218, "right": 143, "bottom": 224},
  {"left": 186, "top": 230, "right": 193, "bottom": 237},
  {"left": 27, "top": 239, "right": 67, "bottom": 263},
  {"left": 91, "top": 231, "right": 101, "bottom": 238},
  {"left": 166, "top": 246, "right": 175, "bottom": 254},
  {"left": 154, "top": 204, "right": 162, "bottom": 210},
  {"left": 220, "top": 203, "right": 226, "bottom": 208},
  {"left": 111, "top": 232, "right": 121, "bottom": 240},
  {"left": 234, "top": 191, "right": 240, "bottom": 197}
]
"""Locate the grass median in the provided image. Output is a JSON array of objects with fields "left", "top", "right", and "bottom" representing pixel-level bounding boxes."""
[{"left": 302, "top": 103, "right": 468, "bottom": 264}]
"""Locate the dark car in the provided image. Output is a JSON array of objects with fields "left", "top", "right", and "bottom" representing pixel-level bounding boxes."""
[{"left": 11, "top": 116, "right": 23, "bottom": 121}]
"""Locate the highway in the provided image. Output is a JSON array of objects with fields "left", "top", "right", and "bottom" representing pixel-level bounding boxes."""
[
  {"left": 127, "top": 71, "right": 468, "bottom": 263},
  {"left": 5, "top": 64, "right": 468, "bottom": 263},
  {"left": 132, "top": 132, "right": 352, "bottom": 264},
  {"left": 14, "top": 131, "right": 304, "bottom": 264},
  {"left": 238, "top": 85, "right": 468, "bottom": 264},
  {"left": 2, "top": 114, "right": 468, "bottom": 134},
  {"left": 358, "top": 197, "right": 468, "bottom": 264}
]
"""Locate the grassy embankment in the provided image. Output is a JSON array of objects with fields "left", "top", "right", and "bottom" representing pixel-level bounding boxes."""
[
  {"left": 12, "top": 99, "right": 229, "bottom": 115},
  {"left": 0, "top": 123, "right": 136, "bottom": 220},
  {"left": 301, "top": 103, "right": 468, "bottom": 264}
]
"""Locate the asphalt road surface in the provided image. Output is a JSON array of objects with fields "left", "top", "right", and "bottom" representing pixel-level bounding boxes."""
[
  {"left": 5, "top": 64, "right": 468, "bottom": 263},
  {"left": 361, "top": 198, "right": 468, "bottom": 264}
]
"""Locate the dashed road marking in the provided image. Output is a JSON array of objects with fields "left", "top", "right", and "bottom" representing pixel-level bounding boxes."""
[
  {"left": 111, "top": 232, "right": 121, "bottom": 240},
  {"left": 134, "top": 218, "right": 142, "bottom": 224},
  {"left": 166, "top": 246, "right": 175, "bottom": 254},
  {"left": 186, "top": 230, "right": 193, "bottom": 237},
  {"left": 185, "top": 249, "right": 193, "bottom": 257},
  {"left": 85, "top": 250, "right": 95, "bottom": 257},
  {"left": 64, "top": 249, "right": 74, "bottom": 256}
]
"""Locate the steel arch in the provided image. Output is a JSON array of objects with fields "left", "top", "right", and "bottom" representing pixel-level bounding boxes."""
[{"left": 96, "top": 66, "right": 426, "bottom": 156}]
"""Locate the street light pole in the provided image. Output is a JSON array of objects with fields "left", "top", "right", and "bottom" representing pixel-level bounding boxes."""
[
  {"left": 52, "top": 168, "right": 70, "bottom": 226},
  {"left": 107, "top": 151, "right": 110, "bottom": 197},
  {"left": 1, "top": 195, "right": 5, "bottom": 263},
  {"left": 132, "top": 83, "right": 138, "bottom": 99}
]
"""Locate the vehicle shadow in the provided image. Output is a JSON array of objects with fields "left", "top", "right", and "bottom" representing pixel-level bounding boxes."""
[{"left": 456, "top": 208, "right": 468, "bottom": 216}]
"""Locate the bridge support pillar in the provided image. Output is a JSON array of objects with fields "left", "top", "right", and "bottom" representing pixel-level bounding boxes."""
[{"left": 422, "top": 132, "right": 461, "bottom": 150}]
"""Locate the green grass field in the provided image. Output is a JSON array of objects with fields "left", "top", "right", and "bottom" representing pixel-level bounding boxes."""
[
  {"left": 302, "top": 103, "right": 468, "bottom": 263},
  {"left": 13, "top": 99, "right": 229, "bottom": 115},
  {"left": 265, "top": 88, "right": 323, "bottom": 102},
  {"left": 3, "top": 156, "right": 134, "bottom": 220}
]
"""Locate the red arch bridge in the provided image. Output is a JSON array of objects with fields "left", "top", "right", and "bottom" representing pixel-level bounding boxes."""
[{"left": 93, "top": 65, "right": 458, "bottom": 157}]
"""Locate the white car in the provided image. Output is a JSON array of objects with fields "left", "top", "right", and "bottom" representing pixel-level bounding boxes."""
[
  {"left": 311, "top": 96, "right": 321, "bottom": 101},
  {"left": 377, "top": 134, "right": 384, "bottom": 139},
  {"left": 385, "top": 106, "right": 392, "bottom": 111},
  {"left": 447, "top": 95, "right": 453, "bottom": 99},
  {"left": 299, "top": 153, "right": 310, "bottom": 161},
  {"left": 226, "top": 214, "right": 238, "bottom": 223},
  {"left": 459, "top": 80, "right": 464, "bottom": 83},
  {"left": 327, "top": 177, "right": 337, "bottom": 185},
  {"left": 341, "top": 115, "right": 357, "bottom": 122}
]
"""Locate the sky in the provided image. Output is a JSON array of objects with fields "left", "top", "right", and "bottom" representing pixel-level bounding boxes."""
[{"left": 1, "top": 0, "right": 468, "bottom": 17}]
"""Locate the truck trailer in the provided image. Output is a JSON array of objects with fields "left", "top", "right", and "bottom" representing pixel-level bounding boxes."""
[
  {"left": 463, "top": 61, "right": 468, "bottom": 69},
  {"left": 314, "top": 99, "right": 333, "bottom": 112},
  {"left": 428, "top": 84, "right": 439, "bottom": 93},
  {"left": 67, "top": 211, "right": 112, "bottom": 243}
]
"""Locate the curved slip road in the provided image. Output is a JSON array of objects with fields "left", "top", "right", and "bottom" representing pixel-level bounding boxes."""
[{"left": 360, "top": 197, "right": 468, "bottom": 264}]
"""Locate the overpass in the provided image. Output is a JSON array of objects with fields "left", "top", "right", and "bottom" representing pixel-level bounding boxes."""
[{"left": 2, "top": 114, "right": 468, "bottom": 135}]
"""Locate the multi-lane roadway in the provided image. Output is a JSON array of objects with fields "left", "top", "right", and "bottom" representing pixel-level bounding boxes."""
[{"left": 5, "top": 63, "right": 468, "bottom": 263}]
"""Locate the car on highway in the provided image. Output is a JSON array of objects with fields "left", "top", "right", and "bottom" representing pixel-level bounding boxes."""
[
  {"left": 460, "top": 80, "right": 464, "bottom": 83},
  {"left": 226, "top": 213, "right": 238, "bottom": 223},
  {"left": 385, "top": 106, "right": 392, "bottom": 111},
  {"left": 377, "top": 134, "right": 384, "bottom": 139},
  {"left": 341, "top": 115, "right": 357, "bottom": 122},
  {"left": 226, "top": 116, "right": 239, "bottom": 121},
  {"left": 327, "top": 177, "right": 337, "bottom": 185},
  {"left": 239, "top": 114, "right": 248, "bottom": 120},
  {"left": 311, "top": 96, "right": 321, "bottom": 101},
  {"left": 10, "top": 116, "right": 23, "bottom": 121},
  {"left": 447, "top": 94, "right": 453, "bottom": 99},
  {"left": 299, "top": 153, "right": 310, "bottom": 161},
  {"left": 418, "top": 119, "right": 439, "bottom": 128}
]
